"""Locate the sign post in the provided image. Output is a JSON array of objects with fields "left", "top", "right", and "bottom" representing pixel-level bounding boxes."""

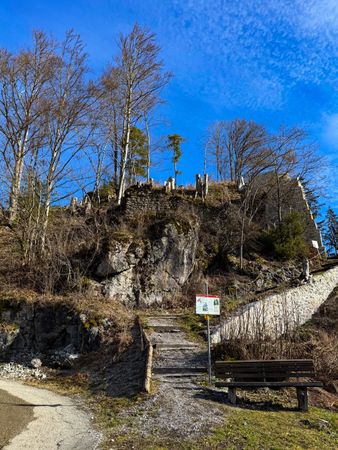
[{"left": 196, "top": 293, "right": 220, "bottom": 384}]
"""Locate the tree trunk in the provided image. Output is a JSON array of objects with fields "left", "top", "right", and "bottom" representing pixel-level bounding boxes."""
[
  {"left": 40, "top": 146, "right": 58, "bottom": 253},
  {"left": 240, "top": 215, "right": 245, "bottom": 270},
  {"left": 117, "top": 104, "right": 131, "bottom": 206},
  {"left": 113, "top": 109, "right": 119, "bottom": 189},
  {"left": 9, "top": 157, "right": 24, "bottom": 222},
  {"left": 9, "top": 129, "right": 29, "bottom": 222},
  {"left": 275, "top": 170, "right": 282, "bottom": 224},
  {"left": 144, "top": 115, "right": 151, "bottom": 183}
]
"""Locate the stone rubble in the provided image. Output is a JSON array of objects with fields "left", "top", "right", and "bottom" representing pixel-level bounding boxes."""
[{"left": 0, "top": 362, "right": 47, "bottom": 380}]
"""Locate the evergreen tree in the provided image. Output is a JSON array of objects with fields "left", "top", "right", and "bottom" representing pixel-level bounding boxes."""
[
  {"left": 127, "top": 127, "right": 148, "bottom": 183},
  {"left": 167, "top": 134, "right": 184, "bottom": 184},
  {"left": 324, "top": 208, "right": 338, "bottom": 255},
  {"left": 262, "top": 211, "right": 308, "bottom": 260}
]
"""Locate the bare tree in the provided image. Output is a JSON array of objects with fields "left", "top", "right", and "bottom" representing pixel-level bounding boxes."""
[
  {"left": 205, "top": 121, "right": 228, "bottom": 181},
  {"left": 205, "top": 119, "right": 268, "bottom": 184},
  {"left": 112, "top": 23, "right": 171, "bottom": 205},
  {"left": 99, "top": 67, "right": 123, "bottom": 189},
  {"left": 39, "top": 31, "right": 94, "bottom": 252},
  {"left": 0, "top": 31, "right": 55, "bottom": 222}
]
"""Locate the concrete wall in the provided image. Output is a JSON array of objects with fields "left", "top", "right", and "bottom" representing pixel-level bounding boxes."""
[{"left": 211, "top": 265, "right": 338, "bottom": 343}]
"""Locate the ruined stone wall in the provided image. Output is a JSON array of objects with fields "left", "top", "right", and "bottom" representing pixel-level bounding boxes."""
[
  {"left": 122, "top": 178, "right": 323, "bottom": 248},
  {"left": 122, "top": 185, "right": 195, "bottom": 219}
]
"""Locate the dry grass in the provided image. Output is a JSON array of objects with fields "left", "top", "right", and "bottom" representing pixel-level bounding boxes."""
[
  {"left": 0, "top": 286, "right": 134, "bottom": 329},
  {"left": 214, "top": 288, "right": 338, "bottom": 392}
]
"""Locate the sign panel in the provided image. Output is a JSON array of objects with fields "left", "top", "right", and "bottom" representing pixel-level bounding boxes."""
[
  {"left": 312, "top": 240, "right": 319, "bottom": 249},
  {"left": 196, "top": 294, "right": 220, "bottom": 316}
]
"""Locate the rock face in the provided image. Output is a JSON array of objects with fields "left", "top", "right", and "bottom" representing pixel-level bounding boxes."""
[
  {"left": 97, "top": 219, "right": 199, "bottom": 307},
  {"left": 0, "top": 302, "right": 102, "bottom": 366},
  {"left": 0, "top": 300, "right": 148, "bottom": 396}
]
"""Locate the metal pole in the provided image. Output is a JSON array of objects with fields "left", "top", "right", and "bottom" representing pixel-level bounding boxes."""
[
  {"left": 207, "top": 314, "right": 212, "bottom": 384},
  {"left": 205, "top": 280, "right": 211, "bottom": 384}
]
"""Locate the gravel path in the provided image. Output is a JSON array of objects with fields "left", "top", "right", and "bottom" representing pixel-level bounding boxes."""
[
  {"left": 112, "top": 315, "right": 225, "bottom": 445},
  {"left": 0, "top": 380, "right": 101, "bottom": 450}
]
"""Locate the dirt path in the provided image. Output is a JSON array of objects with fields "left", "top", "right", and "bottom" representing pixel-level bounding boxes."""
[
  {"left": 0, "top": 380, "right": 101, "bottom": 450},
  {"left": 110, "top": 314, "right": 225, "bottom": 448}
]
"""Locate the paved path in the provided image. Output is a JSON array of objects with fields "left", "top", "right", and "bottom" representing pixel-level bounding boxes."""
[
  {"left": 0, "top": 380, "right": 101, "bottom": 450},
  {"left": 0, "top": 388, "right": 34, "bottom": 449}
]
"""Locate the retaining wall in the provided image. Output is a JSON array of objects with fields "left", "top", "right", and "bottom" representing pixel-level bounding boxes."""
[{"left": 211, "top": 265, "right": 338, "bottom": 343}]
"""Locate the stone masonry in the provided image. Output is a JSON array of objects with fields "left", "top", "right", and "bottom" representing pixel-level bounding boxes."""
[{"left": 211, "top": 265, "right": 338, "bottom": 343}]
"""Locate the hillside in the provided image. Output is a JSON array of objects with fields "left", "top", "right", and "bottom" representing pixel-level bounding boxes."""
[{"left": 0, "top": 180, "right": 336, "bottom": 449}]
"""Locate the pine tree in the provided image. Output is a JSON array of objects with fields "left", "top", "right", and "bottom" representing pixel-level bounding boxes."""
[
  {"left": 127, "top": 127, "right": 148, "bottom": 183},
  {"left": 324, "top": 208, "right": 338, "bottom": 255},
  {"left": 167, "top": 134, "right": 185, "bottom": 184}
]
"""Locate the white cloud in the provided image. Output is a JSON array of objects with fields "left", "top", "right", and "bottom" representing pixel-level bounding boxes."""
[{"left": 151, "top": 0, "right": 338, "bottom": 109}]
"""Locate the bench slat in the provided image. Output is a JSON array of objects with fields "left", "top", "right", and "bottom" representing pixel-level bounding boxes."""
[
  {"left": 215, "top": 363, "right": 314, "bottom": 369},
  {"left": 215, "top": 366, "right": 314, "bottom": 372},
  {"left": 215, "top": 359, "right": 314, "bottom": 364},
  {"left": 215, "top": 372, "right": 316, "bottom": 379},
  {"left": 215, "top": 381, "right": 323, "bottom": 388}
]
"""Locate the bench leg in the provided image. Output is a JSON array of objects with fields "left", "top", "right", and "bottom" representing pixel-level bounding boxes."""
[
  {"left": 297, "top": 387, "right": 308, "bottom": 412},
  {"left": 228, "top": 387, "right": 237, "bottom": 405}
]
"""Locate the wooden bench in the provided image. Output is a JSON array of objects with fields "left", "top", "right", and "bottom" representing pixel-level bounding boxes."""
[{"left": 215, "top": 359, "right": 323, "bottom": 411}]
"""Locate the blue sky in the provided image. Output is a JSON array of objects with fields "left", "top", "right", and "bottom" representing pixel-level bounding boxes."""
[{"left": 1, "top": 0, "right": 338, "bottom": 207}]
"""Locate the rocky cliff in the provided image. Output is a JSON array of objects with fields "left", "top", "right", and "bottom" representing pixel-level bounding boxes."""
[{"left": 96, "top": 218, "right": 199, "bottom": 308}]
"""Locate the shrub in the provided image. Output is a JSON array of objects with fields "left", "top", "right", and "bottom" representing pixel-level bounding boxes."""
[{"left": 261, "top": 211, "right": 309, "bottom": 260}]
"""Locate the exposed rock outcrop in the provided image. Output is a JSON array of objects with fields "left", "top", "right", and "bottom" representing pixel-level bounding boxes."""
[
  {"left": 0, "top": 302, "right": 102, "bottom": 365},
  {"left": 97, "top": 219, "right": 199, "bottom": 307},
  {"left": 0, "top": 300, "right": 149, "bottom": 396}
]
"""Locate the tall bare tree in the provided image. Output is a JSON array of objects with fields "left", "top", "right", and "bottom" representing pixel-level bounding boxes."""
[
  {"left": 0, "top": 31, "right": 55, "bottom": 222},
  {"left": 39, "top": 31, "right": 93, "bottom": 252},
  {"left": 112, "top": 23, "right": 171, "bottom": 205},
  {"left": 206, "top": 119, "right": 269, "bottom": 185}
]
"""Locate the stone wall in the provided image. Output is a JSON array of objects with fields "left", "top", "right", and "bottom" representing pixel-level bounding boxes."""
[
  {"left": 211, "top": 265, "right": 338, "bottom": 343},
  {"left": 122, "top": 185, "right": 195, "bottom": 219},
  {"left": 0, "top": 302, "right": 103, "bottom": 364}
]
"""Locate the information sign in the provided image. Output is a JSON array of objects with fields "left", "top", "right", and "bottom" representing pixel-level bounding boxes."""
[{"left": 195, "top": 294, "right": 220, "bottom": 316}]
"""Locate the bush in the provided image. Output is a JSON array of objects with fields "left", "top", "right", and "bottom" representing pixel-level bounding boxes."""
[{"left": 261, "top": 211, "right": 309, "bottom": 260}]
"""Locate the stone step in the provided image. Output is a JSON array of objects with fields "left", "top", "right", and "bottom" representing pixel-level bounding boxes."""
[
  {"left": 153, "top": 366, "right": 207, "bottom": 374},
  {"left": 155, "top": 343, "right": 200, "bottom": 350},
  {"left": 153, "top": 373, "right": 204, "bottom": 379},
  {"left": 144, "top": 314, "right": 184, "bottom": 319},
  {"left": 150, "top": 326, "right": 181, "bottom": 333},
  {"left": 154, "top": 378, "right": 194, "bottom": 384}
]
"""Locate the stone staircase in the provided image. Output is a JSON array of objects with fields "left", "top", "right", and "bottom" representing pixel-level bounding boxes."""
[{"left": 145, "top": 314, "right": 207, "bottom": 383}]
